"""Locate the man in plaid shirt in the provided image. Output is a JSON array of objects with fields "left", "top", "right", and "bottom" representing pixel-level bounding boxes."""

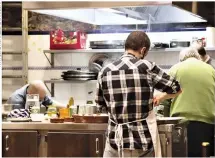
[{"left": 96, "top": 31, "right": 181, "bottom": 157}]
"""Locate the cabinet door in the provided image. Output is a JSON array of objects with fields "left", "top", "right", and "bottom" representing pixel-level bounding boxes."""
[
  {"left": 2, "top": 130, "right": 38, "bottom": 157},
  {"left": 47, "top": 132, "right": 105, "bottom": 157}
]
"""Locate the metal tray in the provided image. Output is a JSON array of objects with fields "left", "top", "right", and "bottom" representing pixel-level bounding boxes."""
[
  {"left": 157, "top": 117, "right": 185, "bottom": 125},
  {"left": 7, "top": 117, "right": 31, "bottom": 122}
]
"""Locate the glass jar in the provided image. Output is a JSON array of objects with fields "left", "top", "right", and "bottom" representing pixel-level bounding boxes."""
[{"left": 59, "top": 108, "right": 70, "bottom": 119}]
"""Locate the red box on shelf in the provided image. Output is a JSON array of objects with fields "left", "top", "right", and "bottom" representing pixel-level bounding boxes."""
[{"left": 50, "top": 29, "right": 87, "bottom": 50}]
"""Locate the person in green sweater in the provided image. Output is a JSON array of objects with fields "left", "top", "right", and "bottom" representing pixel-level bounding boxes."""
[{"left": 167, "top": 47, "right": 215, "bottom": 157}]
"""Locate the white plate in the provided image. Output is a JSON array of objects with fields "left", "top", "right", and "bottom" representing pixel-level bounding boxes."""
[
  {"left": 7, "top": 117, "right": 31, "bottom": 122},
  {"left": 30, "top": 114, "right": 45, "bottom": 122}
]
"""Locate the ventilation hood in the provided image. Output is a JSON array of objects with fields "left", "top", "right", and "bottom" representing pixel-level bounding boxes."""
[{"left": 30, "top": 2, "right": 207, "bottom": 25}]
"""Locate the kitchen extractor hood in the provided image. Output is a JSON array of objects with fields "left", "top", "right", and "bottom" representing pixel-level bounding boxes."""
[
  {"left": 31, "top": 3, "right": 206, "bottom": 25},
  {"left": 173, "top": 1, "right": 215, "bottom": 26}
]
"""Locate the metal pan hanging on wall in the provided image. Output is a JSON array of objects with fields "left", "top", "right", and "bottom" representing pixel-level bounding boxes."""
[
  {"left": 62, "top": 70, "right": 97, "bottom": 75},
  {"left": 61, "top": 77, "right": 96, "bottom": 81},
  {"left": 61, "top": 73, "right": 97, "bottom": 77},
  {"left": 61, "top": 74, "right": 97, "bottom": 78}
]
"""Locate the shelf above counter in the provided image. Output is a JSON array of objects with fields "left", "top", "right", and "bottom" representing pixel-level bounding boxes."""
[
  {"left": 44, "top": 47, "right": 215, "bottom": 54},
  {"left": 2, "top": 75, "right": 23, "bottom": 79},
  {"left": 44, "top": 49, "right": 125, "bottom": 54},
  {"left": 44, "top": 79, "right": 97, "bottom": 83},
  {"left": 2, "top": 51, "right": 22, "bottom": 55}
]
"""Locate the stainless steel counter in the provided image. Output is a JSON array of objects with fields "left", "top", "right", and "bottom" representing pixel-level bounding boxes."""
[
  {"left": 2, "top": 120, "right": 187, "bottom": 157},
  {"left": 2, "top": 121, "right": 108, "bottom": 131},
  {"left": 3, "top": 117, "right": 185, "bottom": 131}
]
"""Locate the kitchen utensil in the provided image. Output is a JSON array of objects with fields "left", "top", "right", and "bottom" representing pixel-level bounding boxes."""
[
  {"left": 152, "top": 42, "right": 169, "bottom": 48},
  {"left": 157, "top": 117, "right": 185, "bottom": 125},
  {"left": 59, "top": 108, "right": 70, "bottom": 119},
  {"left": 72, "top": 114, "right": 108, "bottom": 123},
  {"left": 61, "top": 69, "right": 98, "bottom": 81},
  {"left": 25, "top": 94, "right": 40, "bottom": 113},
  {"left": 90, "top": 62, "right": 102, "bottom": 73},
  {"left": 88, "top": 53, "right": 109, "bottom": 72},
  {"left": 62, "top": 70, "right": 97, "bottom": 75},
  {"left": 170, "top": 40, "right": 190, "bottom": 48},
  {"left": 90, "top": 40, "right": 124, "bottom": 49},
  {"left": 61, "top": 77, "right": 96, "bottom": 81}
]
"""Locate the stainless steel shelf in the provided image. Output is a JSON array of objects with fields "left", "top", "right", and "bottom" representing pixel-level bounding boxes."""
[
  {"left": 2, "top": 51, "right": 22, "bottom": 55},
  {"left": 163, "top": 47, "right": 215, "bottom": 52},
  {"left": 44, "top": 47, "right": 215, "bottom": 54},
  {"left": 2, "top": 3, "right": 22, "bottom": 8},
  {"left": 44, "top": 49, "right": 125, "bottom": 54},
  {"left": 44, "top": 79, "right": 97, "bottom": 83},
  {"left": 2, "top": 27, "right": 22, "bottom": 32},
  {"left": 2, "top": 75, "right": 23, "bottom": 79}
]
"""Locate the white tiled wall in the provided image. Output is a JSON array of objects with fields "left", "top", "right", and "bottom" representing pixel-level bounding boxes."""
[{"left": 3, "top": 30, "right": 214, "bottom": 104}]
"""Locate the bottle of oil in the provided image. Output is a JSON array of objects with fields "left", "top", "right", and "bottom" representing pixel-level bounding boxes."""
[
  {"left": 202, "top": 142, "right": 210, "bottom": 157},
  {"left": 67, "top": 97, "right": 74, "bottom": 116}
]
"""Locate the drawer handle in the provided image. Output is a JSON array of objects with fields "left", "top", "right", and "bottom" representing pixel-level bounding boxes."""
[
  {"left": 5, "top": 135, "right": 9, "bottom": 151},
  {"left": 96, "top": 138, "right": 99, "bottom": 154}
]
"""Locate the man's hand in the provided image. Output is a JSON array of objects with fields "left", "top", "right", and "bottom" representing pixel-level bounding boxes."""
[
  {"left": 153, "top": 95, "right": 162, "bottom": 106},
  {"left": 153, "top": 90, "right": 182, "bottom": 107}
]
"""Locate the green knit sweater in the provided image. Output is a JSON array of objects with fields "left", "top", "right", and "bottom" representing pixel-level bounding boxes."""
[{"left": 168, "top": 58, "right": 215, "bottom": 124}]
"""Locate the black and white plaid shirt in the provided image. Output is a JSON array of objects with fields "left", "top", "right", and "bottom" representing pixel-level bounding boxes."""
[{"left": 95, "top": 53, "right": 181, "bottom": 151}]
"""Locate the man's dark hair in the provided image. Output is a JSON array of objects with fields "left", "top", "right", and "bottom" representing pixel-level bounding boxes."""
[
  {"left": 197, "top": 47, "right": 207, "bottom": 56},
  {"left": 125, "top": 31, "right": 151, "bottom": 51}
]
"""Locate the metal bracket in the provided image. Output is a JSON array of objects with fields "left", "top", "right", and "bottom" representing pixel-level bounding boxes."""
[
  {"left": 44, "top": 83, "right": 52, "bottom": 96},
  {"left": 43, "top": 53, "right": 55, "bottom": 97},
  {"left": 43, "top": 53, "right": 52, "bottom": 66},
  {"left": 44, "top": 82, "right": 55, "bottom": 97}
]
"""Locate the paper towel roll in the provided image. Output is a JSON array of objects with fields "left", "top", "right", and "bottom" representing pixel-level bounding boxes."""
[{"left": 206, "top": 27, "right": 215, "bottom": 47}]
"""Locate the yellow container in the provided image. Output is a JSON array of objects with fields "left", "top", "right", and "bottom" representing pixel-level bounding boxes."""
[{"left": 59, "top": 108, "right": 70, "bottom": 119}]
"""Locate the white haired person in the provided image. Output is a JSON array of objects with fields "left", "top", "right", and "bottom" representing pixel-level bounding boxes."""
[
  {"left": 192, "top": 40, "right": 215, "bottom": 68},
  {"left": 7, "top": 80, "right": 66, "bottom": 110},
  {"left": 167, "top": 47, "right": 215, "bottom": 157}
]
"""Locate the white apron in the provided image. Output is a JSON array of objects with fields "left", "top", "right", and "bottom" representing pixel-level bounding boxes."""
[
  {"left": 146, "top": 110, "right": 162, "bottom": 157},
  {"left": 109, "top": 110, "right": 162, "bottom": 157}
]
